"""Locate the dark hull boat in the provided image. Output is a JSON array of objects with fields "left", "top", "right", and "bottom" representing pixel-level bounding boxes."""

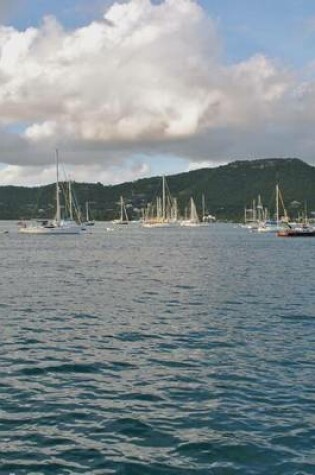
[{"left": 277, "top": 227, "right": 315, "bottom": 237}]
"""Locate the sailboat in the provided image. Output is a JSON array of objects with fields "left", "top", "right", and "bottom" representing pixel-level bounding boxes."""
[
  {"left": 83, "top": 201, "right": 95, "bottom": 227},
  {"left": 277, "top": 201, "right": 315, "bottom": 237},
  {"left": 242, "top": 195, "right": 266, "bottom": 230},
  {"left": 180, "top": 197, "right": 201, "bottom": 227},
  {"left": 277, "top": 224, "right": 315, "bottom": 237},
  {"left": 19, "top": 150, "right": 82, "bottom": 235},
  {"left": 142, "top": 176, "right": 177, "bottom": 227},
  {"left": 113, "top": 196, "right": 129, "bottom": 225},
  {"left": 257, "top": 184, "right": 289, "bottom": 233},
  {"left": 201, "top": 193, "right": 216, "bottom": 223}
]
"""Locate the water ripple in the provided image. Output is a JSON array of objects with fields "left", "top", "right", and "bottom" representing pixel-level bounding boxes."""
[{"left": 0, "top": 223, "right": 314, "bottom": 474}]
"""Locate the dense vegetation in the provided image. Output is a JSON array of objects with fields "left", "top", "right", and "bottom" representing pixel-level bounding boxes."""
[{"left": 0, "top": 157, "right": 314, "bottom": 221}]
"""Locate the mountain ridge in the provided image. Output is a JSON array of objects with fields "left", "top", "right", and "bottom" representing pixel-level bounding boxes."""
[{"left": 0, "top": 157, "right": 314, "bottom": 221}]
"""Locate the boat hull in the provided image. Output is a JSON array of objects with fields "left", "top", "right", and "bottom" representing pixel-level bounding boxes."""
[
  {"left": 277, "top": 228, "right": 315, "bottom": 237},
  {"left": 19, "top": 225, "right": 82, "bottom": 235},
  {"left": 180, "top": 221, "right": 201, "bottom": 227}
]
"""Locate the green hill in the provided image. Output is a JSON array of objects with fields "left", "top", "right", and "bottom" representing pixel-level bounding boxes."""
[{"left": 0, "top": 157, "right": 314, "bottom": 221}]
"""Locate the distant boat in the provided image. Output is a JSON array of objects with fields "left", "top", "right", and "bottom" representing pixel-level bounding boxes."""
[
  {"left": 83, "top": 201, "right": 95, "bottom": 227},
  {"left": 180, "top": 197, "right": 201, "bottom": 227},
  {"left": 201, "top": 193, "right": 216, "bottom": 223},
  {"left": 257, "top": 185, "right": 289, "bottom": 233},
  {"left": 113, "top": 196, "right": 129, "bottom": 225},
  {"left": 19, "top": 150, "right": 82, "bottom": 235},
  {"left": 242, "top": 195, "right": 265, "bottom": 230},
  {"left": 142, "top": 176, "right": 178, "bottom": 227},
  {"left": 277, "top": 224, "right": 315, "bottom": 237}
]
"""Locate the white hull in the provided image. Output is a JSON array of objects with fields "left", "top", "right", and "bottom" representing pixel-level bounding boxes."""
[
  {"left": 142, "top": 222, "right": 174, "bottom": 228},
  {"left": 257, "top": 227, "right": 280, "bottom": 233},
  {"left": 241, "top": 223, "right": 259, "bottom": 230},
  {"left": 19, "top": 223, "right": 82, "bottom": 235},
  {"left": 180, "top": 221, "right": 201, "bottom": 227},
  {"left": 257, "top": 224, "right": 287, "bottom": 233}
]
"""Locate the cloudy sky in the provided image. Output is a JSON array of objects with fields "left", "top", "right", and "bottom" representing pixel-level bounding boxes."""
[{"left": 0, "top": 0, "right": 315, "bottom": 185}]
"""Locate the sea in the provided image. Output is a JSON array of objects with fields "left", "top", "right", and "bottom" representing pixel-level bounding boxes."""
[{"left": 0, "top": 221, "right": 314, "bottom": 475}]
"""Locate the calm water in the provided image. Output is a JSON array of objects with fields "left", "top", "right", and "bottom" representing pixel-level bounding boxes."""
[{"left": 0, "top": 222, "right": 314, "bottom": 474}]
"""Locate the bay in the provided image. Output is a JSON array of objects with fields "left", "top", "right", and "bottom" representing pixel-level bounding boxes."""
[{"left": 0, "top": 222, "right": 314, "bottom": 474}]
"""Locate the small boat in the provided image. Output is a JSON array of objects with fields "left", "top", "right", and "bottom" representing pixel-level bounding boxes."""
[
  {"left": 201, "top": 193, "right": 216, "bottom": 223},
  {"left": 257, "top": 219, "right": 289, "bottom": 233},
  {"left": 83, "top": 201, "right": 95, "bottom": 227},
  {"left": 180, "top": 197, "right": 201, "bottom": 227},
  {"left": 113, "top": 196, "right": 129, "bottom": 225},
  {"left": 243, "top": 195, "right": 264, "bottom": 230},
  {"left": 19, "top": 219, "right": 82, "bottom": 235},
  {"left": 277, "top": 226, "right": 315, "bottom": 237},
  {"left": 257, "top": 184, "right": 290, "bottom": 233}
]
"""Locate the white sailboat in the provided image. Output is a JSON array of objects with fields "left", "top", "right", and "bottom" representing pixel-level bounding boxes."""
[
  {"left": 257, "top": 184, "right": 289, "bottom": 233},
  {"left": 201, "top": 193, "right": 216, "bottom": 223},
  {"left": 180, "top": 197, "right": 201, "bottom": 227},
  {"left": 242, "top": 195, "right": 266, "bottom": 230},
  {"left": 142, "top": 176, "right": 177, "bottom": 227},
  {"left": 113, "top": 196, "right": 129, "bottom": 225},
  {"left": 83, "top": 201, "right": 95, "bottom": 227},
  {"left": 19, "top": 150, "right": 82, "bottom": 235}
]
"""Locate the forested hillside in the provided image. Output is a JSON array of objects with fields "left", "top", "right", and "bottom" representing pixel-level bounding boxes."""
[{"left": 0, "top": 158, "right": 314, "bottom": 221}]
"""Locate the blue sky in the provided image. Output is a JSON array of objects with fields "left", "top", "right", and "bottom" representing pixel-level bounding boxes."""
[
  {"left": 201, "top": 0, "right": 315, "bottom": 67},
  {"left": 1, "top": 0, "right": 315, "bottom": 185}
]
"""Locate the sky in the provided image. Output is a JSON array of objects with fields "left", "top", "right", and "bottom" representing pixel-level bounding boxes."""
[{"left": 0, "top": 0, "right": 315, "bottom": 185}]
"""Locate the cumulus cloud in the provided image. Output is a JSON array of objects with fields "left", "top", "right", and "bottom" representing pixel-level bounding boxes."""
[{"left": 0, "top": 0, "right": 314, "bottom": 185}]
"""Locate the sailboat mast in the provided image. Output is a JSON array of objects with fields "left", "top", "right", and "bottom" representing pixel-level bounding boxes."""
[
  {"left": 120, "top": 196, "right": 123, "bottom": 222},
  {"left": 156, "top": 197, "right": 160, "bottom": 219},
  {"left": 303, "top": 200, "right": 308, "bottom": 224},
  {"left": 276, "top": 184, "right": 279, "bottom": 225},
  {"left": 56, "top": 149, "right": 61, "bottom": 224},
  {"left": 124, "top": 200, "right": 128, "bottom": 222},
  {"left": 173, "top": 197, "right": 178, "bottom": 222},
  {"left": 202, "top": 193, "right": 205, "bottom": 217},
  {"left": 162, "top": 175, "right": 166, "bottom": 222},
  {"left": 69, "top": 180, "right": 73, "bottom": 221},
  {"left": 253, "top": 199, "right": 256, "bottom": 222},
  {"left": 257, "top": 195, "right": 262, "bottom": 222}
]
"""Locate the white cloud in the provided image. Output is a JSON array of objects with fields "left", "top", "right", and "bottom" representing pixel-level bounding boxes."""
[
  {"left": 0, "top": 0, "right": 220, "bottom": 144},
  {"left": 187, "top": 160, "right": 228, "bottom": 171},
  {"left": 0, "top": 158, "right": 150, "bottom": 186},
  {"left": 0, "top": 0, "right": 314, "bottom": 185}
]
